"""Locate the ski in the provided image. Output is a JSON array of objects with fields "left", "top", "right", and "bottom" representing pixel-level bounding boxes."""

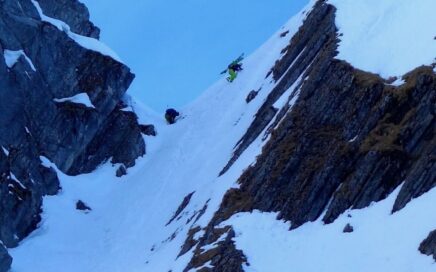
[{"left": 219, "top": 53, "right": 245, "bottom": 75}]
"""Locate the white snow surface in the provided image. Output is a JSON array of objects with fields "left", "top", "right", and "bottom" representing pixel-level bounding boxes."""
[
  {"left": 1, "top": 147, "right": 9, "bottom": 156},
  {"left": 330, "top": 0, "right": 436, "bottom": 78},
  {"left": 10, "top": 1, "right": 436, "bottom": 271},
  {"left": 31, "top": 0, "right": 122, "bottom": 62},
  {"left": 3, "top": 50, "right": 36, "bottom": 71},
  {"left": 225, "top": 186, "right": 436, "bottom": 272},
  {"left": 53, "top": 93, "right": 95, "bottom": 108}
]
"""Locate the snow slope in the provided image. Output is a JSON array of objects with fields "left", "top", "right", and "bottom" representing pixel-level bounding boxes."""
[
  {"left": 226, "top": 187, "right": 436, "bottom": 272},
  {"left": 9, "top": 2, "right": 314, "bottom": 271},
  {"left": 330, "top": 0, "right": 436, "bottom": 78},
  {"left": 10, "top": 1, "right": 436, "bottom": 271}
]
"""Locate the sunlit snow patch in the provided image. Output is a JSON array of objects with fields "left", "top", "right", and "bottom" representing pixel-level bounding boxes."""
[
  {"left": 3, "top": 50, "right": 36, "bottom": 71},
  {"left": 53, "top": 93, "right": 95, "bottom": 108},
  {"left": 1, "top": 146, "right": 9, "bottom": 156}
]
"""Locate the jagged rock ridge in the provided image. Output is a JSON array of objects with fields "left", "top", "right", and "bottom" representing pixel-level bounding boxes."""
[
  {"left": 182, "top": 1, "right": 436, "bottom": 270},
  {"left": 0, "top": 0, "right": 146, "bottom": 270}
]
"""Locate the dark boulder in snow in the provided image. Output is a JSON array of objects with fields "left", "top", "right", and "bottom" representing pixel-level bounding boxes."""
[
  {"left": 419, "top": 230, "right": 436, "bottom": 261},
  {"left": 245, "top": 90, "right": 258, "bottom": 103},
  {"left": 343, "top": 224, "right": 354, "bottom": 233},
  {"left": 76, "top": 200, "right": 92, "bottom": 212},
  {"left": 279, "top": 30, "right": 290, "bottom": 38},
  {"left": 167, "top": 192, "right": 194, "bottom": 226},
  {"left": 116, "top": 165, "right": 127, "bottom": 177},
  {"left": 0, "top": 0, "right": 146, "bottom": 267}
]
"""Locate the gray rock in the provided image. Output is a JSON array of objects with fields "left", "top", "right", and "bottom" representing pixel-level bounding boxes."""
[
  {"left": 184, "top": 227, "right": 246, "bottom": 272},
  {"left": 0, "top": 0, "right": 147, "bottom": 268},
  {"left": 279, "top": 30, "right": 290, "bottom": 38},
  {"left": 419, "top": 230, "right": 436, "bottom": 260},
  {"left": 343, "top": 224, "right": 354, "bottom": 233},
  {"left": 116, "top": 165, "right": 127, "bottom": 178},
  {"left": 140, "top": 124, "right": 157, "bottom": 136},
  {"left": 245, "top": 90, "right": 258, "bottom": 103},
  {"left": 76, "top": 200, "right": 92, "bottom": 212},
  {"left": 167, "top": 192, "right": 194, "bottom": 226},
  {"left": 0, "top": 244, "right": 11, "bottom": 272}
]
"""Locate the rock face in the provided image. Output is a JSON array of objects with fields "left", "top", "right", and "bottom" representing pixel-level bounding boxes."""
[
  {"left": 419, "top": 230, "right": 436, "bottom": 261},
  {"left": 183, "top": 1, "right": 436, "bottom": 270},
  {"left": 0, "top": 0, "right": 145, "bottom": 269},
  {"left": 0, "top": 245, "right": 11, "bottom": 272}
]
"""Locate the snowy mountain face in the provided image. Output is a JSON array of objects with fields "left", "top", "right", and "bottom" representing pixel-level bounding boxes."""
[
  {"left": 1, "top": 0, "right": 436, "bottom": 272},
  {"left": 0, "top": 0, "right": 146, "bottom": 270}
]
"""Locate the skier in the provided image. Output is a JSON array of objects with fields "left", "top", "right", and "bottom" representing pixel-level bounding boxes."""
[
  {"left": 221, "top": 54, "right": 244, "bottom": 83},
  {"left": 165, "top": 108, "right": 180, "bottom": 124}
]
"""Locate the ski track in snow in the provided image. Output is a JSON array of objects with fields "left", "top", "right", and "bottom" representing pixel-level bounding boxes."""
[{"left": 10, "top": 0, "right": 436, "bottom": 271}]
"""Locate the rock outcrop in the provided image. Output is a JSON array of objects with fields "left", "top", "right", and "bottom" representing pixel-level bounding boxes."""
[
  {"left": 184, "top": 1, "right": 436, "bottom": 270},
  {"left": 0, "top": 0, "right": 145, "bottom": 269},
  {"left": 419, "top": 230, "right": 436, "bottom": 261},
  {"left": 0, "top": 246, "right": 11, "bottom": 272}
]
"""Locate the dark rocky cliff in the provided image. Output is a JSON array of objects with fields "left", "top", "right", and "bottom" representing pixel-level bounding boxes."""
[
  {"left": 0, "top": 0, "right": 145, "bottom": 270},
  {"left": 182, "top": 1, "right": 436, "bottom": 271}
]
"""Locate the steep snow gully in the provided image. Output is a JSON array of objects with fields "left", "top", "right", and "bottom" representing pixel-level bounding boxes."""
[{"left": 5, "top": 0, "right": 436, "bottom": 271}]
